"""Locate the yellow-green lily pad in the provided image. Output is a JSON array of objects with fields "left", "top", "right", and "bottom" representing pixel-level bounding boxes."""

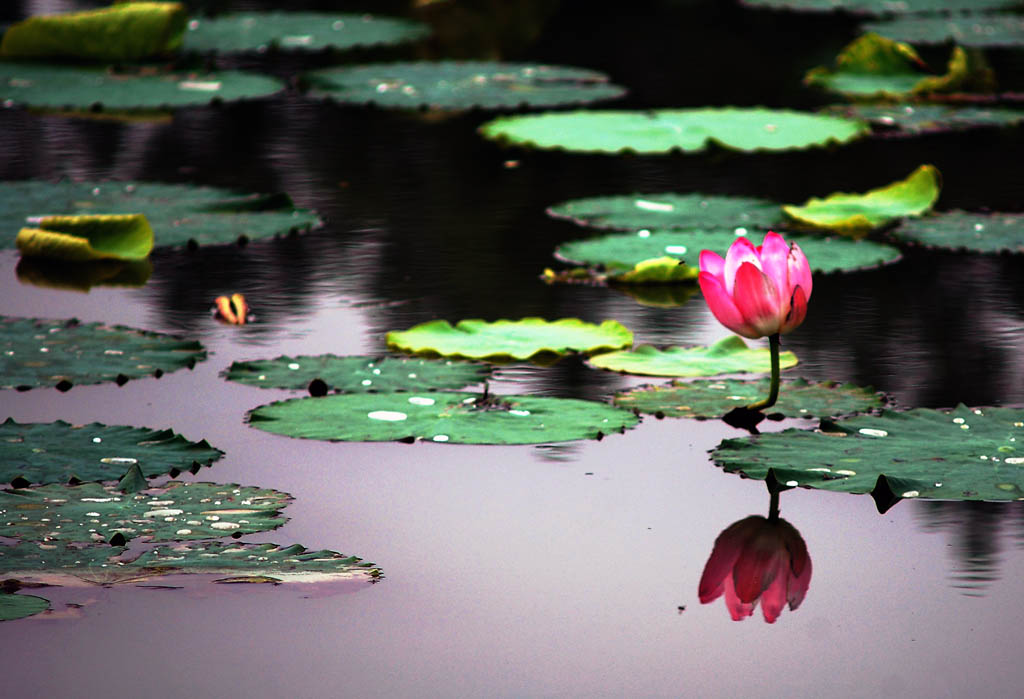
[{"left": 16, "top": 214, "right": 153, "bottom": 262}]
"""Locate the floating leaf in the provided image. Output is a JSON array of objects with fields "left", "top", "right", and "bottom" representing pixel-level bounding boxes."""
[
  {"left": 864, "top": 14, "right": 1024, "bottom": 48},
  {"left": 183, "top": 12, "right": 429, "bottom": 54},
  {"left": 479, "top": 108, "right": 869, "bottom": 154},
  {"left": 0, "top": 419, "right": 223, "bottom": 486},
  {"left": 0, "top": 63, "right": 284, "bottom": 112},
  {"left": 0, "top": 481, "right": 290, "bottom": 543},
  {"left": 248, "top": 392, "right": 639, "bottom": 444},
  {"left": 546, "top": 193, "right": 782, "bottom": 232},
  {"left": 555, "top": 230, "right": 902, "bottom": 275},
  {"left": 16, "top": 214, "right": 153, "bottom": 262},
  {"left": 0, "top": 181, "right": 318, "bottom": 249},
  {"left": 386, "top": 318, "right": 633, "bottom": 361},
  {"left": 782, "top": 164, "right": 941, "bottom": 236},
  {"left": 588, "top": 336, "right": 798, "bottom": 377},
  {"left": 740, "top": 0, "right": 1019, "bottom": 16},
  {"left": 304, "top": 61, "right": 625, "bottom": 110},
  {"left": 0, "top": 2, "right": 187, "bottom": 61},
  {"left": 891, "top": 210, "right": 1024, "bottom": 253},
  {"left": 15, "top": 257, "right": 152, "bottom": 292},
  {"left": 0, "top": 592, "right": 49, "bottom": 622},
  {"left": 222, "top": 354, "right": 491, "bottom": 392},
  {"left": 712, "top": 405, "right": 1024, "bottom": 511},
  {"left": 0, "top": 316, "right": 206, "bottom": 391},
  {"left": 614, "top": 378, "right": 884, "bottom": 419},
  {"left": 820, "top": 103, "right": 1024, "bottom": 135}
]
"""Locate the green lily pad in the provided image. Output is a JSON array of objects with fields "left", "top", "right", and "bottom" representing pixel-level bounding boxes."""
[
  {"left": 804, "top": 33, "right": 993, "bottom": 99},
  {"left": 588, "top": 336, "right": 799, "bottom": 378},
  {"left": 555, "top": 230, "right": 902, "bottom": 275},
  {"left": 0, "top": 541, "right": 379, "bottom": 586},
  {"left": 0, "top": 2, "right": 187, "bottom": 61},
  {"left": 247, "top": 392, "right": 639, "bottom": 444},
  {"left": 0, "top": 480, "right": 291, "bottom": 544},
  {"left": 0, "top": 419, "right": 223, "bottom": 486},
  {"left": 0, "top": 63, "right": 285, "bottom": 112},
  {"left": 16, "top": 214, "right": 153, "bottom": 262},
  {"left": 0, "top": 181, "right": 319, "bottom": 249},
  {"left": 182, "top": 12, "right": 429, "bottom": 54},
  {"left": 222, "top": 354, "right": 491, "bottom": 392},
  {"left": 891, "top": 210, "right": 1024, "bottom": 253},
  {"left": 712, "top": 405, "right": 1024, "bottom": 511},
  {"left": 386, "top": 318, "right": 633, "bottom": 361},
  {"left": 546, "top": 194, "right": 782, "bottom": 232},
  {"left": 864, "top": 14, "right": 1024, "bottom": 48},
  {"left": 782, "top": 164, "right": 941, "bottom": 236},
  {"left": 478, "top": 108, "right": 869, "bottom": 154},
  {"left": 0, "top": 316, "right": 206, "bottom": 391},
  {"left": 820, "top": 103, "right": 1024, "bottom": 135},
  {"left": 740, "top": 0, "right": 1019, "bottom": 15},
  {"left": 304, "top": 62, "right": 625, "bottom": 110},
  {"left": 614, "top": 378, "right": 884, "bottom": 419},
  {"left": 0, "top": 592, "right": 49, "bottom": 622}
]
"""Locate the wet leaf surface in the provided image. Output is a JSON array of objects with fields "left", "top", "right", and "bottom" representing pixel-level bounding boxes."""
[
  {"left": 546, "top": 193, "right": 781, "bottom": 231},
  {"left": 891, "top": 210, "right": 1024, "bottom": 253},
  {"left": 864, "top": 14, "right": 1024, "bottom": 47},
  {"left": 588, "top": 336, "right": 799, "bottom": 378}
]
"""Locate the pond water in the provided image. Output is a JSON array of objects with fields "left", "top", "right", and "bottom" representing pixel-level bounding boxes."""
[{"left": 3, "top": 0, "right": 1024, "bottom": 697}]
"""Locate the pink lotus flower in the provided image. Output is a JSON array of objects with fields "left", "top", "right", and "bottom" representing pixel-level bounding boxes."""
[
  {"left": 698, "top": 515, "right": 812, "bottom": 623},
  {"left": 698, "top": 232, "right": 812, "bottom": 339}
]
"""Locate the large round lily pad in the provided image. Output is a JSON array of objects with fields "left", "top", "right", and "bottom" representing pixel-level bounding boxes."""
[
  {"left": 740, "top": 0, "right": 1019, "bottom": 15},
  {"left": 864, "top": 14, "right": 1024, "bottom": 48},
  {"left": 247, "top": 392, "right": 640, "bottom": 444},
  {"left": 782, "top": 164, "right": 941, "bottom": 236},
  {"left": 588, "top": 336, "right": 799, "bottom": 378},
  {"left": 712, "top": 405, "right": 1024, "bottom": 511},
  {"left": 0, "top": 180, "right": 319, "bottom": 250},
  {"left": 555, "top": 230, "right": 902, "bottom": 275},
  {"left": 891, "top": 211, "right": 1024, "bottom": 253},
  {"left": 0, "top": 63, "right": 284, "bottom": 112},
  {"left": 546, "top": 194, "right": 782, "bottom": 232},
  {"left": 0, "top": 541, "right": 379, "bottom": 587},
  {"left": 183, "top": 12, "right": 430, "bottom": 54},
  {"left": 222, "top": 354, "right": 491, "bottom": 392},
  {"left": 386, "top": 318, "right": 633, "bottom": 361},
  {"left": 304, "top": 62, "right": 626, "bottom": 110},
  {"left": 0, "top": 481, "right": 291, "bottom": 543},
  {"left": 614, "top": 378, "right": 884, "bottom": 419},
  {"left": 0, "top": 316, "right": 206, "bottom": 391},
  {"left": 0, "top": 592, "right": 49, "bottom": 622},
  {"left": 479, "top": 108, "right": 869, "bottom": 154},
  {"left": 820, "top": 104, "right": 1024, "bottom": 136},
  {"left": 0, "top": 419, "right": 223, "bottom": 486}
]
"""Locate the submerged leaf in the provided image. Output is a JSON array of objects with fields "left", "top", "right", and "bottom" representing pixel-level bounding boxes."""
[
  {"left": 892, "top": 211, "right": 1024, "bottom": 254},
  {"left": 247, "top": 392, "right": 639, "bottom": 444},
  {"left": 547, "top": 193, "right": 781, "bottom": 232},
  {"left": 16, "top": 214, "right": 154, "bottom": 262},
  {"left": 588, "top": 336, "right": 799, "bottom": 378}
]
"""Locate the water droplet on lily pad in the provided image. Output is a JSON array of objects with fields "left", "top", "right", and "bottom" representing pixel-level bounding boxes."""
[
  {"left": 367, "top": 410, "right": 408, "bottom": 422},
  {"left": 408, "top": 396, "right": 435, "bottom": 406},
  {"left": 858, "top": 428, "right": 888, "bottom": 437}
]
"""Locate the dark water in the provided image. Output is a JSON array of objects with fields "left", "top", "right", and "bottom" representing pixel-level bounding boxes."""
[{"left": 3, "top": 1, "right": 1024, "bottom": 697}]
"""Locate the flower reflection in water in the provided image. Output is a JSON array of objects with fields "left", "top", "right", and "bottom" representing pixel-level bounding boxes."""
[{"left": 698, "top": 494, "right": 811, "bottom": 623}]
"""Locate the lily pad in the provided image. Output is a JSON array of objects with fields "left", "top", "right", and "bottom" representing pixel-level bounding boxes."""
[
  {"left": 478, "top": 108, "right": 870, "bottom": 154},
  {"left": 864, "top": 14, "right": 1024, "bottom": 48},
  {"left": 820, "top": 103, "right": 1024, "bottom": 135},
  {"left": 182, "top": 12, "right": 429, "bottom": 54},
  {"left": 222, "top": 354, "right": 491, "bottom": 392},
  {"left": 0, "top": 481, "right": 290, "bottom": 544},
  {"left": 614, "top": 378, "right": 884, "bottom": 419},
  {"left": 711, "top": 405, "right": 1024, "bottom": 511},
  {"left": 247, "top": 392, "right": 639, "bottom": 444},
  {"left": 740, "top": 0, "right": 1019, "bottom": 15},
  {"left": 16, "top": 214, "right": 153, "bottom": 262},
  {"left": 0, "top": 541, "right": 379, "bottom": 586},
  {"left": 304, "top": 62, "right": 625, "bottom": 110},
  {"left": 0, "top": 419, "right": 223, "bottom": 486},
  {"left": 0, "top": 592, "right": 49, "bottom": 622},
  {"left": 588, "top": 336, "right": 799, "bottom": 378},
  {"left": 546, "top": 194, "right": 782, "bottom": 232},
  {"left": 0, "top": 181, "right": 318, "bottom": 249},
  {"left": 891, "top": 210, "right": 1024, "bottom": 253},
  {"left": 0, "top": 316, "right": 206, "bottom": 391},
  {"left": 386, "top": 318, "right": 633, "bottom": 361},
  {"left": 541, "top": 258, "right": 699, "bottom": 286},
  {"left": 555, "top": 230, "right": 902, "bottom": 275},
  {"left": 782, "top": 164, "right": 941, "bottom": 236},
  {"left": 0, "top": 63, "right": 285, "bottom": 112},
  {"left": 0, "top": 2, "right": 187, "bottom": 61}
]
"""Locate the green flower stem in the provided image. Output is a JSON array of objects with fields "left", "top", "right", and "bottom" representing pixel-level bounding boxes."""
[{"left": 746, "top": 333, "right": 780, "bottom": 411}]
